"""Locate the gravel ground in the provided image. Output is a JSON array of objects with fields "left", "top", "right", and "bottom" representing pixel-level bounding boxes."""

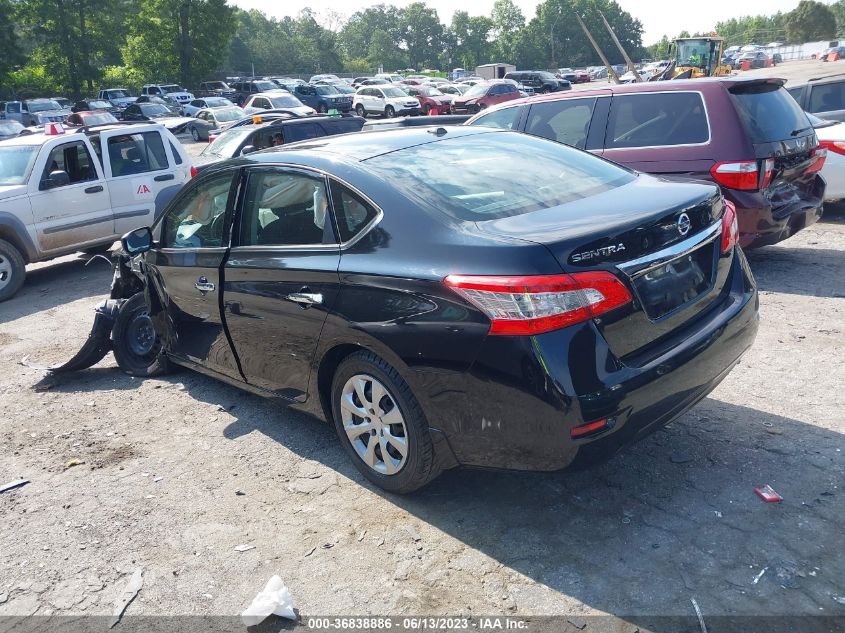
[{"left": 0, "top": 184, "right": 843, "bottom": 627}]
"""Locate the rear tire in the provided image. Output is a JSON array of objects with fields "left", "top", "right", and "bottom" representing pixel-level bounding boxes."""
[
  {"left": 190, "top": 126, "right": 200, "bottom": 141},
  {"left": 385, "top": 105, "right": 396, "bottom": 118},
  {"left": 112, "top": 292, "right": 169, "bottom": 377},
  {"left": 0, "top": 239, "right": 25, "bottom": 302},
  {"left": 331, "top": 351, "right": 439, "bottom": 494},
  {"left": 422, "top": 103, "right": 431, "bottom": 115},
  {"left": 356, "top": 104, "right": 366, "bottom": 117}
]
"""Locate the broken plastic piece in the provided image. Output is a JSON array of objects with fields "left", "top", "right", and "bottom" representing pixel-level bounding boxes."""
[
  {"left": 0, "top": 479, "right": 29, "bottom": 494},
  {"left": 754, "top": 485, "right": 783, "bottom": 503},
  {"left": 110, "top": 567, "right": 143, "bottom": 628},
  {"left": 234, "top": 544, "right": 255, "bottom": 552},
  {"left": 242, "top": 575, "right": 295, "bottom": 626}
]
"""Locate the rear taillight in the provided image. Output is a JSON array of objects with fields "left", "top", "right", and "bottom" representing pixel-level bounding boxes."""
[
  {"left": 806, "top": 146, "right": 827, "bottom": 174},
  {"left": 819, "top": 139, "right": 845, "bottom": 155},
  {"left": 710, "top": 160, "right": 759, "bottom": 190},
  {"left": 443, "top": 272, "right": 632, "bottom": 336},
  {"left": 190, "top": 165, "right": 198, "bottom": 178},
  {"left": 721, "top": 200, "right": 739, "bottom": 255},
  {"left": 760, "top": 158, "right": 775, "bottom": 189}
]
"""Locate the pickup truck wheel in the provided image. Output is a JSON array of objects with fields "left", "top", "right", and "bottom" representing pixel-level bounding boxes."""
[
  {"left": 356, "top": 104, "right": 366, "bottom": 117},
  {"left": 112, "top": 292, "right": 169, "bottom": 377},
  {"left": 331, "top": 351, "right": 439, "bottom": 494},
  {"left": 0, "top": 239, "right": 25, "bottom": 302},
  {"left": 190, "top": 126, "right": 200, "bottom": 141}
]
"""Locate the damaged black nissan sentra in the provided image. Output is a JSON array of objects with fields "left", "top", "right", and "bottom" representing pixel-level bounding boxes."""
[{"left": 64, "top": 126, "right": 759, "bottom": 493}]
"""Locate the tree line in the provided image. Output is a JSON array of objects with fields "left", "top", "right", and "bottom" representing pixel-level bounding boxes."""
[{"left": 0, "top": 0, "right": 647, "bottom": 99}]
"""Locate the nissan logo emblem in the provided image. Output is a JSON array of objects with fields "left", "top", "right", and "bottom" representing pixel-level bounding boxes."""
[{"left": 677, "top": 212, "right": 692, "bottom": 237}]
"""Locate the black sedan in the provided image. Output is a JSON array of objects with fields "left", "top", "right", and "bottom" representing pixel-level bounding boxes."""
[{"left": 82, "top": 127, "right": 759, "bottom": 493}]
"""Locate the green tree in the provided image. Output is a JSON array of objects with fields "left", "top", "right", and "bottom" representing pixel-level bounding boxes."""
[
  {"left": 0, "top": 0, "right": 25, "bottom": 86},
  {"left": 447, "top": 11, "right": 493, "bottom": 69},
  {"left": 399, "top": 2, "right": 444, "bottom": 69},
  {"left": 491, "top": 0, "right": 525, "bottom": 62},
  {"left": 367, "top": 28, "right": 407, "bottom": 71},
  {"left": 340, "top": 4, "right": 402, "bottom": 60},
  {"left": 784, "top": 1, "right": 835, "bottom": 43}
]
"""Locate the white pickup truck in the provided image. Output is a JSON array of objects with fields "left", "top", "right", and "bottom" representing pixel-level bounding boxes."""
[{"left": 0, "top": 122, "right": 191, "bottom": 301}]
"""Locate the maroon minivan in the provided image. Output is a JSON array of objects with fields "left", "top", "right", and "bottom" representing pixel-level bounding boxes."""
[{"left": 465, "top": 77, "right": 826, "bottom": 249}]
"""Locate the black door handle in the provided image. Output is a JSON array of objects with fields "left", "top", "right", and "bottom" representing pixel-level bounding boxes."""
[
  {"left": 84, "top": 185, "right": 104, "bottom": 194},
  {"left": 154, "top": 174, "right": 175, "bottom": 182}
]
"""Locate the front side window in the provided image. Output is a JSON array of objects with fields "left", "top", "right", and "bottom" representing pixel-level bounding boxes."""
[
  {"left": 525, "top": 98, "right": 597, "bottom": 149},
  {"left": 330, "top": 180, "right": 378, "bottom": 242},
  {"left": 239, "top": 170, "right": 332, "bottom": 247},
  {"left": 42, "top": 142, "right": 98, "bottom": 185},
  {"left": 108, "top": 132, "right": 169, "bottom": 177},
  {"left": 469, "top": 106, "right": 520, "bottom": 130},
  {"left": 161, "top": 171, "right": 234, "bottom": 248},
  {"left": 605, "top": 92, "right": 709, "bottom": 149}
]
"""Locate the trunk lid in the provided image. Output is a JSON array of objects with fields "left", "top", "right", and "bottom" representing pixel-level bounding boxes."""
[{"left": 476, "top": 175, "right": 731, "bottom": 361}]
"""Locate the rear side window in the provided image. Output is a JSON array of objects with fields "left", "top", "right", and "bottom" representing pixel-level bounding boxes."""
[
  {"left": 525, "top": 98, "right": 597, "bottom": 149},
  {"left": 330, "top": 180, "right": 379, "bottom": 242},
  {"left": 606, "top": 92, "right": 709, "bottom": 149},
  {"left": 108, "top": 132, "right": 169, "bottom": 176},
  {"left": 807, "top": 81, "right": 845, "bottom": 114},
  {"left": 284, "top": 123, "right": 325, "bottom": 143},
  {"left": 470, "top": 106, "right": 520, "bottom": 130},
  {"left": 169, "top": 141, "right": 183, "bottom": 165},
  {"left": 731, "top": 83, "right": 811, "bottom": 143}
]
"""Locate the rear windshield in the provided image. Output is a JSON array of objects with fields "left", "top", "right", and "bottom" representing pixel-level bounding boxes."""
[
  {"left": 365, "top": 131, "right": 635, "bottom": 220},
  {"left": 730, "top": 83, "right": 811, "bottom": 143},
  {"left": 202, "top": 128, "right": 251, "bottom": 158}
]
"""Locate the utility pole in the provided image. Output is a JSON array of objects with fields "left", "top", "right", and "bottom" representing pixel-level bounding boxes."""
[
  {"left": 550, "top": 12, "right": 562, "bottom": 69},
  {"left": 598, "top": 10, "right": 641, "bottom": 80},
  {"left": 574, "top": 13, "right": 621, "bottom": 84}
]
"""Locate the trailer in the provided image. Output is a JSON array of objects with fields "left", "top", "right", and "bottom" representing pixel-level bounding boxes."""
[{"left": 475, "top": 63, "right": 515, "bottom": 80}]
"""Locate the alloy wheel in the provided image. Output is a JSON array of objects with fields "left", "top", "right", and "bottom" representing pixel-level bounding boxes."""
[
  {"left": 340, "top": 374, "right": 408, "bottom": 475},
  {"left": 0, "top": 255, "right": 11, "bottom": 291}
]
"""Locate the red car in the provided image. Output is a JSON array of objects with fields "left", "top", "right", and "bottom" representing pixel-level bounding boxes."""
[
  {"left": 452, "top": 81, "right": 522, "bottom": 114},
  {"left": 574, "top": 69, "right": 591, "bottom": 83},
  {"left": 66, "top": 110, "right": 119, "bottom": 126},
  {"left": 405, "top": 85, "right": 453, "bottom": 114},
  {"left": 465, "top": 77, "right": 826, "bottom": 249}
]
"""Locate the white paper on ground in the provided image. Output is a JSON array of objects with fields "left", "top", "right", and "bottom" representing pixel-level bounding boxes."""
[{"left": 241, "top": 575, "right": 295, "bottom": 626}]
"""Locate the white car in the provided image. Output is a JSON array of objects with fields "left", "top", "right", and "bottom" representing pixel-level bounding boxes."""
[
  {"left": 141, "top": 84, "right": 195, "bottom": 104},
  {"left": 0, "top": 122, "right": 191, "bottom": 301},
  {"left": 186, "top": 106, "right": 244, "bottom": 141},
  {"left": 353, "top": 86, "right": 420, "bottom": 118},
  {"left": 810, "top": 112, "right": 845, "bottom": 202},
  {"left": 181, "top": 96, "right": 234, "bottom": 117},
  {"left": 242, "top": 92, "right": 315, "bottom": 117}
]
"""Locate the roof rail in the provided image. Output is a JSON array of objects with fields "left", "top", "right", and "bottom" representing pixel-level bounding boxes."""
[{"left": 73, "top": 120, "right": 158, "bottom": 135}]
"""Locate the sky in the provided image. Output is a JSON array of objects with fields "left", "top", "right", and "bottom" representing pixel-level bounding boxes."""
[{"left": 231, "top": 0, "right": 833, "bottom": 44}]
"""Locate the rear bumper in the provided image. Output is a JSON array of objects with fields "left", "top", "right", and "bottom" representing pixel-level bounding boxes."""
[
  {"left": 419, "top": 250, "right": 759, "bottom": 471},
  {"left": 732, "top": 175, "right": 825, "bottom": 249}
]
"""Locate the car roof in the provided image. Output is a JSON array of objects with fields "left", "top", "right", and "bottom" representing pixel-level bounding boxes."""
[{"left": 243, "top": 125, "right": 493, "bottom": 164}]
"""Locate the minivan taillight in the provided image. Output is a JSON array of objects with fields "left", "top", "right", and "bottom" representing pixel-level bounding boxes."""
[
  {"left": 760, "top": 158, "right": 775, "bottom": 189},
  {"left": 806, "top": 146, "right": 827, "bottom": 174},
  {"left": 710, "top": 160, "right": 759, "bottom": 190},
  {"left": 443, "top": 272, "right": 632, "bottom": 336},
  {"left": 721, "top": 200, "right": 739, "bottom": 255},
  {"left": 818, "top": 139, "right": 845, "bottom": 155}
]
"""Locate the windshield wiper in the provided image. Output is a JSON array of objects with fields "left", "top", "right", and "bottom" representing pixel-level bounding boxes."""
[{"left": 791, "top": 126, "right": 812, "bottom": 136}]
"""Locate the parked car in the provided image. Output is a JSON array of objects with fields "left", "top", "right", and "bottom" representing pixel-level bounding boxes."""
[
  {"left": 822, "top": 46, "right": 845, "bottom": 61},
  {"left": 310, "top": 73, "right": 343, "bottom": 84},
  {"left": 135, "top": 95, "right": 181, "bottom": 113},
  {"left": 439, "top": 84, "right": 470, "bottom": 96},
  {"left": 66, "top": 111, "right": 119, "bottom": 126},
  {"left": 231, "top": 79, "right": 283, "bottom": 106},
  {"left": 3, "top": 99, "right": 71, "bottom": 126},
  {"left": 573, "top": 69, "right": 591, "bottom": 83},
  {"left": 195, "top": 81, "right": 236, "bottom": 100},
  {"left": 0, "top": 119, "right": 27, "bottom": 140},
  {"left": 733, "top": 51, "right": 773, "bottom": 69},
  {"left": 194, "top": 114, "right": 365, "bottom": 170},
  {"left": 807, "top": 112, "right": 845, "bottom": 203},
  {"left": 289, "top": 84, "right": 354, "bottom": 113},
  {"left": 185, "top": 106, "right": 245, "bottom": 141},
  {"left": 465, "top": 77, "right": 826, "bottom": 249},
  {"left": 330, "top": 84, "right": 356, "bottom": 96},
  {"left": 404, "top": 85, "right": 453, "bottom": 114},
  {"left": 120, "top": 103, "right": 194, "bottom": 134},
  {"left": 452, "top": 81, "right": 522, "bottom": 114},
  {"left": 354, "top": 86, "right": 420, "bottom": 118},
  {"left": 181, "top": 97, "right": 234, "bottom": 117},
  {"left": 0, "top": 121, "right": 190, "bottom": 301},
  {"left": 141, "top": 84, "right": 195, "bottom": 104},
  {"left": 72, "top": 99, "right": 119, "bottom": 115},
  {"left": 504, "top": 71, "right": 571, "bottom": 93},
  {"left": 103, "top": 126, "right": 758, "bottom": 493},
  {"left": 98, "top": 88, "right": 136, "bottom": 111},
  {"left": 51, "top": 97, "right": 73, "bottom": 109},
  {"left": 557, "top": 68, "right": 577, "bottom": 82},
  {"left": 375, "top": 73, "right": 403, "bottom": 83},
  {"left": 788, "top": 77, "right": 845, "bottom": 122},
  {"left": 361, "top": 114, "right": 470, "bottom": 132},
  {"left": 242, "top": 92, "right": 315, "bottom": 117}
]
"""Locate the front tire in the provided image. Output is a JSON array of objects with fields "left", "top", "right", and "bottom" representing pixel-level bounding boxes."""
[
  {"left": 112, "top": 293, "right": 169, "bottom": 377},
  {"left": 384, "top": 105, "right": 395, "bottom": 118},
  {"left": 0, "top": 239, "right": 25, "bottom": 302},
  {"left": 356, "top": 104, "right": 366, "bottom": 117},
  {"left": 190, "top": 126, "right": 200, "bottom": 141},
  {"left": 331, "top": 351, "right": 439, "bottom": 494}
]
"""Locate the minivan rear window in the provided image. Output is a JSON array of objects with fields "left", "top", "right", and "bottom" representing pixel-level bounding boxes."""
[
  {"left": 365, "top": 131, "right": 635, "bottom": 220},
  {"left": 606, "top": 92, "right": 709, "bottom": 149},
  {"left": 730, "top": 83, "right": 811, "bottom": 143}
]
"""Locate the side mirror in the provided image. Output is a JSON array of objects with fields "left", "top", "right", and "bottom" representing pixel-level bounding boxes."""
[
  {"left": 41, "top": 170, "right": 70, "bottom": 190},
  {"left": 240, "top": 145, "right": 257, "bottom": 155},
  {"left": 121, "top": 226, "right": 152, "bottom": 255}
]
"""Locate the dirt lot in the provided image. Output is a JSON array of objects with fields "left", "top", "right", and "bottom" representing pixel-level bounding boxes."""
[{"left": 1, "top": 210, "right": 844, "bottom": 628}]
